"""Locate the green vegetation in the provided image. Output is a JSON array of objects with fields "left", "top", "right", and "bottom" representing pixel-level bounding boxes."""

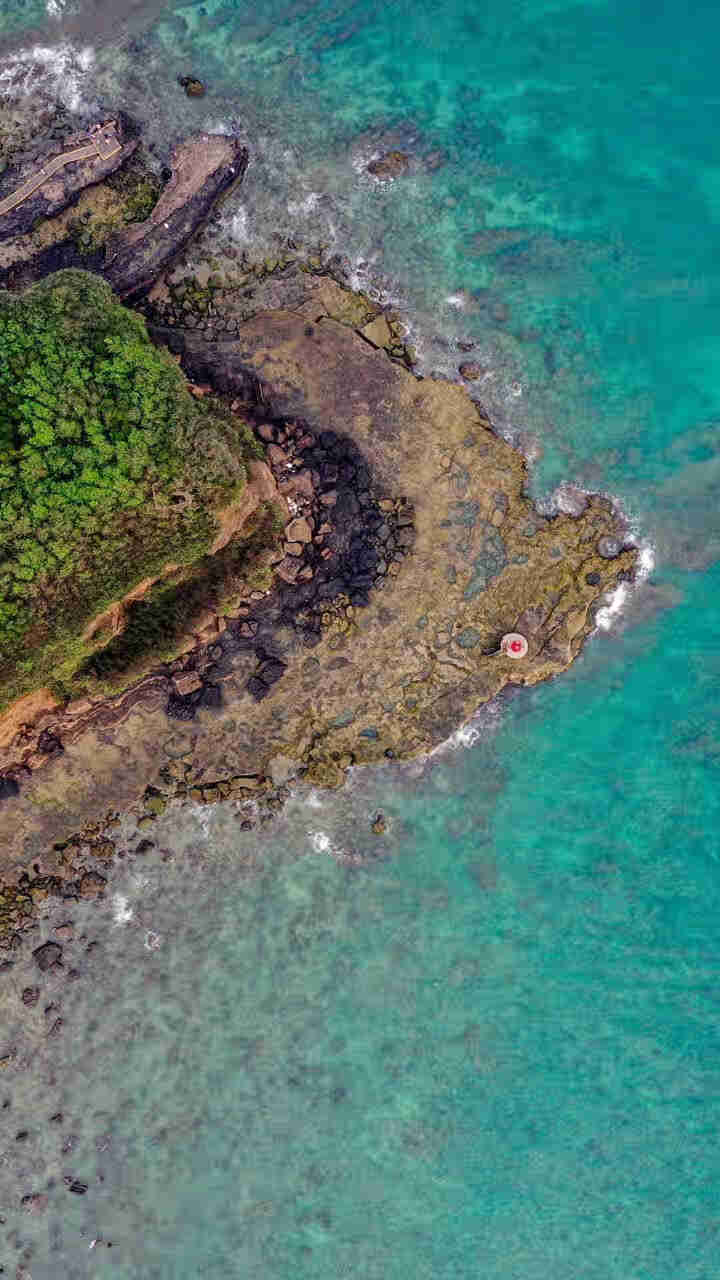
[
  {"left": 71, "top": 167, "right": 163, "bottom": 255},
  {"left": 0, "top": 269, "right": 263, "bottom": 710}
]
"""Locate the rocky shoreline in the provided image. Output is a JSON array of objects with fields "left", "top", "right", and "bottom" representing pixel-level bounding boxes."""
[{"left": 0, "top": 111, "right": 638, "bottom": 952}]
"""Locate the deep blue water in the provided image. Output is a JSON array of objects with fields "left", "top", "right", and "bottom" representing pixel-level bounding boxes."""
[{"left": 1, "top": 2, "right": 720, "bottom": 1276}]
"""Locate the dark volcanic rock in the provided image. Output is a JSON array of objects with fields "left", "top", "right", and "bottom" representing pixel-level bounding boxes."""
[
  {"left": 21, "top": 1192, "right": 48, "bottom": 1214},
  {"left": 458, "top": 362, "right": 486, "bottom": 381},
  {"left": 178, "top": 75, "right": 207, "bottom": 98},
  {"left": 367, "top": 151, "right": 411, "bottom": 179},
  {"left": 103, "top": 134, "right": 248, "bottom": 298},
  {"left": 32, "top": 941, "right": 62, "bottom": 972},
  {"left": 0, "top": 118, "right": 137, "bottom": 244},
  {"left": 78, "top": 870, "right": 107, "bottom": 899},
  {"left": 597, "top": 536, "right": 622, "bottom": 559},
  {"left": 0, "top": 774, "right": 20, "bottom": 804}
]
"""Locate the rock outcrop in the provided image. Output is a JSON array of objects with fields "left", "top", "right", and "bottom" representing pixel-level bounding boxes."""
[
  {"left": 0, "top": 125, "right": 248, "bottom": 297},
  {"left": 103, "top": 134, "right": 248, "bottom": 298},
  {"left": 0, "top": 261, "right": 636, "bottom": 866}
]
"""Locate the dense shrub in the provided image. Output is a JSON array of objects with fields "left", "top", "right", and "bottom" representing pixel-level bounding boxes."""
[{"left": 0, "top": 270, "right": 257, "bottom": 708}]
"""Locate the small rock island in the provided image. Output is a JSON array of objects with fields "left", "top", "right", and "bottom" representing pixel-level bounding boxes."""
[{"left": 0, "top": 109, "right": 637, "bottom": 941}]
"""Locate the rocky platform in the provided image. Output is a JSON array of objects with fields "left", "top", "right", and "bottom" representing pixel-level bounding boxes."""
[
  {"left": 0, "top": 115, "right": 638, "bottom": 952},
  {"left": 0, "top": 254, "right": 636, "bottom": 873}
]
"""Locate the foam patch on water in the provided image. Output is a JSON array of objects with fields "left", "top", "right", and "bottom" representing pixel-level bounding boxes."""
[
  {"left": 309, "top": 829, "right": 332, "bottom": 854},
  {"left": 308, "top": 827, "right": 348, "bottom": 860},
  {"left": 303, "top": 790, "right": 325, "bottom": 809},
  {"left": 595, "top": 540, "right": 656, "bottom": 632},
  {"left": 595, "top": 581, "right": 630, "bottom": 631},
  {"left": 112, "top": 894, "right": 134, "bottom": 926},
  {"left": 0, "top": 42, "right": 94, "bottom": 112},
  {"left": 433, "top": 699, "right": 504, "bottom": 757}
]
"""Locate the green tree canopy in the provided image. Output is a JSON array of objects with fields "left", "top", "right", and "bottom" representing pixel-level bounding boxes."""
[{"left": 0, "top": 270, "right": 255, "bottom": 708}]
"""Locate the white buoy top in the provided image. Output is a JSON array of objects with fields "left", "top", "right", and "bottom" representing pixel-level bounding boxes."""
[{"left": 501, "top": 632, "right": 528, "bottom": 659}]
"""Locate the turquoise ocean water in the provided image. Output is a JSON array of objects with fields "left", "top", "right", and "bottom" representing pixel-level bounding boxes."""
[{"left": 1, "top": 1, "right": 720, "bottom": 1275}]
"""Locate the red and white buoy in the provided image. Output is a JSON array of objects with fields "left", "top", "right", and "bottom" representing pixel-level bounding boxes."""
[{"left": 501, "top": 632, "right": 528, "bottom": 659}]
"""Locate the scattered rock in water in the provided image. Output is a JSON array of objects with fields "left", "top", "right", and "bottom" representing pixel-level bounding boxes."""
[
  {"left": 78, "top": 871, "right": 107, "bottom": 899},
  {"left": 64, "top": 1177, "right": 88, "bottom": 1195},
  {"left": 371, "top": 812, "right": 387, "bottom": 835},
  {"left": 32, "top": 942, "right": 62, "bottom": 973},
  {"left": 367, "top": 151, "right": 411, "bottom": 178},
  {"left": 597, "top": 536, "right": 622, "bottom": 559},
  {"left": 458, "top": 361, "right": 486, "bottom": 381},
  {"left": 178, "top": 75, "right": 206, "bottom": 98},
  {"left": 424, "top": 149, "right": 448, "bottom": 172},
  {"left": 21, "top": 987, "right": 39, "bottom": 1007},
  {"left": 54, "top": 922, "right": 74, "bottom": 942},
  {"left": 0, "top": 774, "right": 20, "bottom": 804},
  {"left": 21, "top": 1192, "right": 48, "bottom": 1214}
]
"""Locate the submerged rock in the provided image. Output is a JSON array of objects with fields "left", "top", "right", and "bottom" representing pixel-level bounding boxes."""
[
  {"left": 178, "top": 76, "right": 207, "bottom": 99},
  {"left": 32, "top": 941, "right": 62, "bottom": 972},
  {"left": 458, "top": 361, "right": 486, "bottom": 380},
  {"left": 367, "top": 151, "right": 412, "bottom": 179}
]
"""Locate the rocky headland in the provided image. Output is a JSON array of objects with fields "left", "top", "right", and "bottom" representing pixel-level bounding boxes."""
[{"left": 0, "top": 110, "right": 638, "bottom": 953}]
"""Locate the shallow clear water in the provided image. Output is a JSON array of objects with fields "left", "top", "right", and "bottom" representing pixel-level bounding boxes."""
[{"left": 2, "top": 1, "right": 720, "bottom": 1276}]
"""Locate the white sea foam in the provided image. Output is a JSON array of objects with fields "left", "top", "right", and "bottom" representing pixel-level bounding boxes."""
[
  {"left": 228, "top": 206, "right": 250, "bottom": 241},
  {"left": 303, "top": 790, "right": 325, "bottom": 809},
  {"left": 112, "top": 894, "right": 134, "bottom": 926},
  {"left": 309, "top": 829, "right": 331, "bottom": 853},
  {"left": 308, "top": 827, "right": 349, "bottom": 860},
  {"left": 0, "top": 43, "right": 94, "bottom": 112},
  {"left": 188, "top": 801, "right": 212, "bottom": 839},
  {"left": 431, "top": 699, "right": 504, "bottom": 757},
  {"left": 287, "top": 191, "right": 320, "bottom": 217},
  {"left": 595, "top": 580, "right": 630, "bottom": 631},
  {"left": 595, "top": 538, "right": 656, "bottom": 631}
]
